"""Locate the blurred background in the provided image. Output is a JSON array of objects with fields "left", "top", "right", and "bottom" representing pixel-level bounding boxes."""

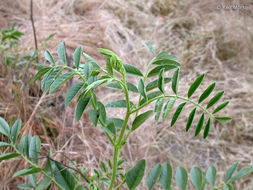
[{"left": 0, "top": 0, "right": 252, "bottom": 189}]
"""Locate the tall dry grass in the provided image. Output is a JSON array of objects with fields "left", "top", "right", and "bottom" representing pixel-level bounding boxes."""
[{"left": 0, "top": 0, "right": 252, "bottom": 189}]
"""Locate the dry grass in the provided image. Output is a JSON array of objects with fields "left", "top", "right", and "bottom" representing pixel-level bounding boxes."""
[{"left": 0, "top": 0, "right": 253, "bottom": 189}]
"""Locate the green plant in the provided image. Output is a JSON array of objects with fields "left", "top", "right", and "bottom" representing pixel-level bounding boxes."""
[{"left": 0, "top": 42, "right": 252, "bottom": 190}]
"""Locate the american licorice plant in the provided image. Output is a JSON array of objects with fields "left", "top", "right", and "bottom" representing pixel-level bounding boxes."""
[{"left": 0, "top": 42, "right": 252, "bottom": 190}]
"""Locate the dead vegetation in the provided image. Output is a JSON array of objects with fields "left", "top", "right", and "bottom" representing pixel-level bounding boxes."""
[{"left": 0, "top": 0, "right": 252, "bottom": 189}]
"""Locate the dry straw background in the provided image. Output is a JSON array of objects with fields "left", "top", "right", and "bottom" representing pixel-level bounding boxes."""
[{"left": 0, "top": 0, "right": 253, "bottom": 189}]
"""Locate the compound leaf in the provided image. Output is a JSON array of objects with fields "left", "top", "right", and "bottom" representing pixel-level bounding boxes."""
[
  {"left": 188, "top": 74, "right": 205, "bottom": 98},
  {"left": 126, "top": 159, "right": 146, "bottom": 190}
]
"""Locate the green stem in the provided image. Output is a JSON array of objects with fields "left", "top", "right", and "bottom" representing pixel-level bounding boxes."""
[
  {"left": 131, "top": 94, "right": 214, "bottom": 119},
  {"left": 12, "top": 145, "right": 64, "bottom": 190},
  {"left": 108, "top": 81, "right": 131, "bottom": 190}
]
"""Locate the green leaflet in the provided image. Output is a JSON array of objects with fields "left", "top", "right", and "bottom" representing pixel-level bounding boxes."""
[
  {"left": 43, "top": 68, "right": 63, "bottom": 91},
  {"left": 126, "top": 159, "right": 146, "bottom": 190},
  {"left": 158, "top": 68, "right": 165, "bottom": 93},
  {"left": 229, "top": 166, "right": 253, "bottom": 183},
  {"left": 36, "top": 177, "right": 51, "bottom": 190},
  {"left": 80, "top": 63, "right": 93, "bottom": 79},
  {"left": 106, "top": 118, "right": 129, "bottom": 130},
  {"left": 73, "top": 46, "right": 82, "bottom": 69},
  {"left": 206, "top": 166, "right": 216, "bottom": 187},
  {"left": 17, "top": 135, "right": 32, "bottom": 156},
  {"left": 101, "top": 122, "right": 116, "bottom": 136},
  {"left": 106, "top": 56, "right": 114, "bottom": 76},
  {"left": 176, "top": 167, "right": 188, "bottom": 190},
  {"left": 98, "top": 102, "right": 107, "bottom": 124},
  {"left": 0, "top": 142, "right": 11, "bottom": 147},
  {"left": 138, "top": 79, "right": 147, "bottom": 100},
  {"left": 33, "top": 67, "right": 51, "bottom": 82},
  {"left": 154, "top": 98, "right": 164, "bottom": 121},
  {"left": 172, "top": 68, "right": 179, "bottom": 95},
  {"left": 146, "top": 78, "right": 171, "bottom": 92},
  {"left": 57, "top": 41, "right": 67, "bottom": 64},
  {"left": 105, "top": 100, "right": 133, "bottom": 108},
  {"left": 51, "top": 162, "right": 77, "bottom": 190},
  {"left": 152, "top": 59, "right": 181, "bottom": 67},
  {"left": 146, "top": 164, "right": 162, "bottom": 190},
  {"left": 215, "top": 117, "right": 232, "bottom": 125},
  {"left": 145, "top": 43, "right": 156, "bottom": 56},
  {"left": 49, "top": 72, "right": 75, "bottom": 93},
  {"left": 213, "top": 101, "right": 229, "bottom": 114},
  {"left": 225, "top": 162, "right": 239, "bottom": 183},
  {"left": 203, "top": 118, "right": 211, "bottom": 139},
  {"left": 88, "top": 110, "right": 99, "bottom": 127},
  {"left": 156, "top": 51, "right": 179, "bottom": 61},
  {"left": 17, "top": 184, "right": 34, "bottom": 189},
  {"left": 12, "top": 168, "right": 41, "bottom": 178},
  {"left": 82, "top": 52, "right": 100, "bottom": 70},
  {"left": 76, "top": 96, "right": 91, "bottom": 122},
  {"left": 195, "top": 113, "right": 205, "bottom": 136},
  {"left": 65, "top": 82, "right": 85, "bottom": 107},
  {"left": 224, "top": 184, "right": 234, "bottom": 190},
  {"left": 0, "top": 116, "right": 10, "bottom": 137},
  {"left": 40, "top": 68, "right": 54, "bottom": 89},
  {"left": 190, "top": 167, "right": 203, "bottom": 190},
  {"left": 106, "top": 82, "right": 138, "bottom": 93},
  {"left": 123, "top": 64, "right": 143, "bottom": 77},
  {"left": 0, "top": 153, "right": 20, "bottom": 162},
  {"left": 188, "top": 74, "right": 205, "bottom": 98},
  {"left": 171, "top": 102, "right": 186, "bottom": 127},
  {"left": 44, "top": 50, "right": 55, "bottom": 65},
  {"left": 29, "top": 136, "right": 41, "bottom": 164},
  {"left": 160, "top": 163, "right": 172, "bottom": 190},
  {"left": 132, "top": 110, "right": 153, "bottom": 131},
  {"left": 140, "top": 91, "right": 163, "bottom": 105},
  {"left": 206, "top": 91, "right": 224, "bottom": 109},
  {"left": 147, "top": 65, "right": 178, "bottom": 77},
  {"left": 186, "top": 108, "right": 196, "bottom": 132},
  {"left": 162, "top": 99, "right": 176, "bottom": 122},
  {"left": 198, "top": 83, "right": 216, "bottom": 103}
]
